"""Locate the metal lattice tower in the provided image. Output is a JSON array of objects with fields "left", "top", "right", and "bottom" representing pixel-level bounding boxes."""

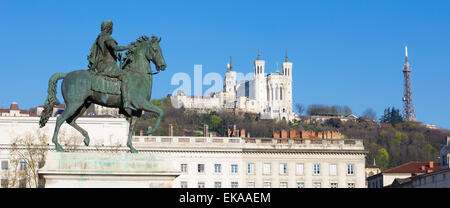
[{"left": 402, "top": 46, "right": 417, "bottom": 121}]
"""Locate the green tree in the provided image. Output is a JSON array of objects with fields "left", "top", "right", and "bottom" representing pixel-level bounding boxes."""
[
  {"left": 376, "top": 148, "right": 390, "bottom": 170},
  {"left": 380, "top": 107, "right": 403, "bottom": 126},
  {"left": 390, "top": 131, "right": 403, "bottom": 147},
  {"left": 411, "top": 133, "right": 426, "bottom": 146},
  {"left": 390, "top": 131, "right": 408, "bottom": 147},
  {"left": 422, "top": 144, "right": 438, "bottom": 161},
  {"left": 208, "top": 114, "right": 223, "bottom": 133}
]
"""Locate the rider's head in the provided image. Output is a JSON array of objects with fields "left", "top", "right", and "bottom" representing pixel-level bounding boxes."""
[{"left": 101, "top": 20, "right": 113, "bottom": 34}]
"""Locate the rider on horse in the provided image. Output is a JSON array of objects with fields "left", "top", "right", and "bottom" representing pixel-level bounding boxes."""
[{"left": 87, "top": 20, "right": 135, "bottom": 115}]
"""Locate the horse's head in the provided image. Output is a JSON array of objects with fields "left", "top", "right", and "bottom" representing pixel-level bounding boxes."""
[{"left": 147, "top": 35, "right": 167, "bottom": 71}]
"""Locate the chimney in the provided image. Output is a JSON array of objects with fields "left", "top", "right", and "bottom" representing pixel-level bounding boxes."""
[
  {"left": 240, "top": 129, "right": 246, "bottom": 138},
  {"left": 169, "top": 124, "right": 174, "bottom": 136},
  {"left": 232, "top": 125, "right": 237, "bottom": 137},
  {"left": 289, "top": 130, "right": 299, "bottom": 139},
  {"left": 203, "top": 124, "right": 209, "bottom": 137},
  {"left": 281, "top": 129, "right": 288, "bottom": 138},
  {"left": 139, "top": 129, "right": 143, "bottom": 136},
  {"left": 273, "top": 131, "right": 280, "bottom": 139},
  {"left": 318, "top": 132, "right": 323, "bottom": 139}
]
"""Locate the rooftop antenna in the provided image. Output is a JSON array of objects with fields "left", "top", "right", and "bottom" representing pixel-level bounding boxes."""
[{"left": 402, "top": 45, "right": 416, "bottom": 121}]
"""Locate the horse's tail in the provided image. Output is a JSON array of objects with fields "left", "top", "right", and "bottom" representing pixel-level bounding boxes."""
[{"left": 39, "top": 73, "right": 67, "bottom": 128}]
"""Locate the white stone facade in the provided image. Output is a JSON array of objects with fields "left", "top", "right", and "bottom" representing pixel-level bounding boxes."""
[
  {"left": 0, "top": 117, "right": 129, "bottom": 147},
  {"left": 0, "top": 117, "right": 366, "bottom": 188},
  {"left": 131, "top": 136, "right": 367, "bottom": 188},
  {"left": 171, "top": 54, "right": 296, "bottom": 121}
]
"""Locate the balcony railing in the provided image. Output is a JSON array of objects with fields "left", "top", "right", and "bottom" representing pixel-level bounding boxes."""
[{"left": 130, "top": 136, "right": 364, "bottom": 150}]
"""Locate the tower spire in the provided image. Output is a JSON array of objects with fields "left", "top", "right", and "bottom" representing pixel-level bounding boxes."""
[
  {"left": 405, "top": 45, "right": 408, "bottom": 57},
  {"left": 227, "top": 56, "right": 233, "bottom": 72},
  {"left": 405, "top": 46, "right": 409, "bottom": 66},
  {"left": 229, "top": 56, "right": 232, "bottom": 71},
  {"left": 257, "top": 47, "right": 261, "bottom": 60},
  {"left": 285, "top": 48, "right": 288, "bottom": 62}
]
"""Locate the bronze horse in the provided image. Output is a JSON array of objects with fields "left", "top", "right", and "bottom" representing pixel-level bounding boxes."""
[{"left": 39, "top": 35, "right": 166, "bottom": 153}]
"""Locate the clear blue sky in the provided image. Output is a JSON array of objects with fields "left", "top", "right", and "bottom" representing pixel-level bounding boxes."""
[{"left": 1, "top": 0, "right": 449, "bottom": 129}]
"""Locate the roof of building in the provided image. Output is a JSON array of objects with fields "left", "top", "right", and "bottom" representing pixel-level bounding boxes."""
[
  {"left": 387, "top": 168, "right": 450, "bottom": 188},
  {"left": 386, "top": 177, "right": 412, "bottom": 188},
  {"left": 383, "top": 161, "right": 440, "bottom": 174},
  {"left": 10, "top": 102, "right": 19, "bottom": 110},
  {"left": 367, "top": 161, "right": 441, "bottom": 181},
  {"left": 345, "top": 114, "right": 359, "bottom": 119}
]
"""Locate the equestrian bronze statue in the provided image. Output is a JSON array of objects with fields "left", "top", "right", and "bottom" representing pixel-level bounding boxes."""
[{"left": 39, "top": 21, "right": 166, "bottom": 153}]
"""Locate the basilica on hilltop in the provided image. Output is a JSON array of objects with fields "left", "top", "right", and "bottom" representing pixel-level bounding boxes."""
[{"left": 171, "top": 50, "right": 297, "bottom": 121}]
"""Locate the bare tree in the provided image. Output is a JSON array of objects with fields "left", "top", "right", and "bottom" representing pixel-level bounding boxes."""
[
  {"left": 7, "top": 131, "right": 49, "bottom": 188},
  {"left": 343, "top": 106, "right": 352, "bottom": 115},
  {"left": 295, "top": 104, "right": 305, "bottom": 116},
  {"left": 362, "top": 108, "right": 377, "bottom": 120}
]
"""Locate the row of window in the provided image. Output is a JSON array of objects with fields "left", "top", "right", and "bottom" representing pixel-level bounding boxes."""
[
  {"left": 180, "top": 163, "right": 355, "bottom": 175},
  {"left": 413, "top": 173, "right": 448, "bottom": 186},
  {"left": 0, "top": 179, "right": 26, "bottom": 188},
  {"left": 180, "top": 181, "right": 239, "bottom": 188},
  {"left": 180, "top": 181, "right": 356, "bottom": 188},
  {"left": 1, "top": 160, "right": 26, "bottom": 171}
]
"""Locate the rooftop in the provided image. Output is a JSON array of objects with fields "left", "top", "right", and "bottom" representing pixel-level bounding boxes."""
[
  {"left": 131, "top": 136, "right": 367, "bottom": 153},
  {"left": 383, "top": 161, "right": 440, "bottom": 174}
]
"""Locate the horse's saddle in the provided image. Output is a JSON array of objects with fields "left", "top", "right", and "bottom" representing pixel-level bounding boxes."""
[{"left": 91, "top": 74, "right": 121, "bottom": 95}]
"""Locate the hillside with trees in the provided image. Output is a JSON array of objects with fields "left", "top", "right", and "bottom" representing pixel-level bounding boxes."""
[{"left": 136, "top": 97, "right": 450, "bottom": 170}]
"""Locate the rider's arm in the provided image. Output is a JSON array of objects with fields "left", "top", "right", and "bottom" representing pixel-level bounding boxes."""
[{"left": 105, "top": 39, "right": 131, "bottom": 51}]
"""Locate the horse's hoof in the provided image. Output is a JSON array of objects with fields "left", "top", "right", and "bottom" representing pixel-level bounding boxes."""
[
  {"left": 130, "top": 147, "right": 138, "bottom": 154},
  {"left": 55, "top": 143, "right": 64, "bottom": 152},
  {"left": 83, "top": 138, "right": 90, "bottom": 146}
]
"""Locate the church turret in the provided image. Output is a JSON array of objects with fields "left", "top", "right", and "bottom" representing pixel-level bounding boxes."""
[
  {"left": 282, "top": 48, "right": 292, "bottom": 78},
  {"left": 254, "top": 48, "right": 265, "bottom": 76},
  {"left": 224, "top": 56, "right": 237, "bottom": 105},
  {"left": 280, "top": 48, "right": 293, "bottom": 120},
  {"left": 251, "top": 48, "right": 267, "bottom": 112}
]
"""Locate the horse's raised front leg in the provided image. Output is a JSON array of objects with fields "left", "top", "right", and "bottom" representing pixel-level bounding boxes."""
[
  {"left": 127, "top": 116, "right": 138, "bottom": 153},
  {"left": 52, "top": 103, "right": 81, "bottom": 152},
  {"left": 139, "top": 101, "right": 163, "bottom": 135}
]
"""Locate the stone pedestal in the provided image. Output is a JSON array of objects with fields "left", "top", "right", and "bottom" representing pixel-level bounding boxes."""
[{"left": 38, "top": 152, "right": 180, "bottom": 188}]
